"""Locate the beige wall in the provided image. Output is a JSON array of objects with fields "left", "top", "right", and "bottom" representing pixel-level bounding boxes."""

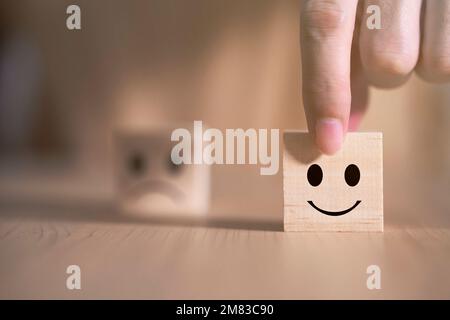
[{"left": 0, "top": 1, "right": 448, "bottom": 223}]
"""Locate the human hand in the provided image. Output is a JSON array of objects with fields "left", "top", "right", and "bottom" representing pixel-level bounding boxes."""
[{"left": 301, "top": 0, "right": 450, "bottom": 154}]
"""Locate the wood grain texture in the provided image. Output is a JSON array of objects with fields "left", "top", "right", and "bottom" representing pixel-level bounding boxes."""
[
  {"left": 283, "top": 131, "right": 383, "bottom": 232},
  {"left": 0, "top": 214, "right": 450, "bottom": 299}
]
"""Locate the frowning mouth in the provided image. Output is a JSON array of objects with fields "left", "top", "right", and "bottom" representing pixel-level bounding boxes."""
[
  {"left": 125, "top": 179, "right": 186, "bottom": 203},
  {"left": 307, "top": 200, "right": 361, "bottom": 216}
]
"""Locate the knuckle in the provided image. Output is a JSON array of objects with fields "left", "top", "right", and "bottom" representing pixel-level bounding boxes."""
[
  {"left": 302, "top": 0, "right": 345, "bottom": 38},
  {"left": 420, "top": 54, "right": 450, "bottom": 81},
  {"left": 368, "top": 49, "right": 417, "bottom": 77}
]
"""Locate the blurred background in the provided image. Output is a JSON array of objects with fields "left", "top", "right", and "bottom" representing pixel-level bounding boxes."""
[{"left": 0, "top": 0, "right": 449, "bottom": 228}]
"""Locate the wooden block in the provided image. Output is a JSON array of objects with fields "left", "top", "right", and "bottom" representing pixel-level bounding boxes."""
[
  {"left": 114, "top": 125, "right": 210, "bottom": 218},
  {"left": 283, "top": 131, "right": 383, "bottom": 232}
]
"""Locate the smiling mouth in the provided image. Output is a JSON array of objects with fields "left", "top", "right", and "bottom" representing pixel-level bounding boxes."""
[{"left": 307, "top": 200, "right": 361, "bottom": 216}]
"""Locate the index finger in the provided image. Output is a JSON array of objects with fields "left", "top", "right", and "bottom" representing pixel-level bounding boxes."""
[{"left": 300, "top": 0, "right": 358, "bottom": 154}]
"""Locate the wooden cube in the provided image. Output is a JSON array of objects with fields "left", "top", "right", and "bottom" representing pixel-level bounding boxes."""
[
  {"left": 283, "top": 131, "right": 383, "bottom": 232},
  {"left": 114, "top": 126, "right": 210, "bottom": 218}
]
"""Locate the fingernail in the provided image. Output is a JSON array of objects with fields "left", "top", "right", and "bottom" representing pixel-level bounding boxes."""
[{"left": 315, "top": 118, "right": 343, "bottom": 155}]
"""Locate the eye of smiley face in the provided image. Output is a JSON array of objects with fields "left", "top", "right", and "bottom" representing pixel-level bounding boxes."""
[
  {"left": 306, "top": 164, "right": 361, "bottom": 216},
  {"left": 128, "top": 151, "right": 147, "bottom": 176}
]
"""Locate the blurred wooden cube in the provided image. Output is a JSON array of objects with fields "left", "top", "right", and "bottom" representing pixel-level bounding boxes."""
[{"left": 114, "top": 125, "right": 210, "bottom": 218}]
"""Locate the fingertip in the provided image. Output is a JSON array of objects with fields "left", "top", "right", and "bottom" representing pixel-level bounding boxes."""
[{"left": 315, "top": 118, "right": 344, "bottom": 155}]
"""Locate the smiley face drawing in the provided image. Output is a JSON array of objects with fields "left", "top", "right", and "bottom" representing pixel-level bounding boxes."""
[
  {"left": 283, "top": 131, "right": 383, "bottom": 232},
  {"left": 306, "top": 163, "right": 361, "bottom": 216}
]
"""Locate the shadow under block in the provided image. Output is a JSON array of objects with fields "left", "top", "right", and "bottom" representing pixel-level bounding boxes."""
[
  {"left": 114, "top": 127, "right": 210, "bottom": 218},
  {"left": 283, "top": 131, "right": 383, "bottom": 232}
]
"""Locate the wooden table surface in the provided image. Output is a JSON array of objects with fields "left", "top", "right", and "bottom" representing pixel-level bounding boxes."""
[
  {"left": 1, "top": 197, "right": 450, "bottom": 299},
  {"left": 0, "top": 160, "right": 449, "bottom": 299}
]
